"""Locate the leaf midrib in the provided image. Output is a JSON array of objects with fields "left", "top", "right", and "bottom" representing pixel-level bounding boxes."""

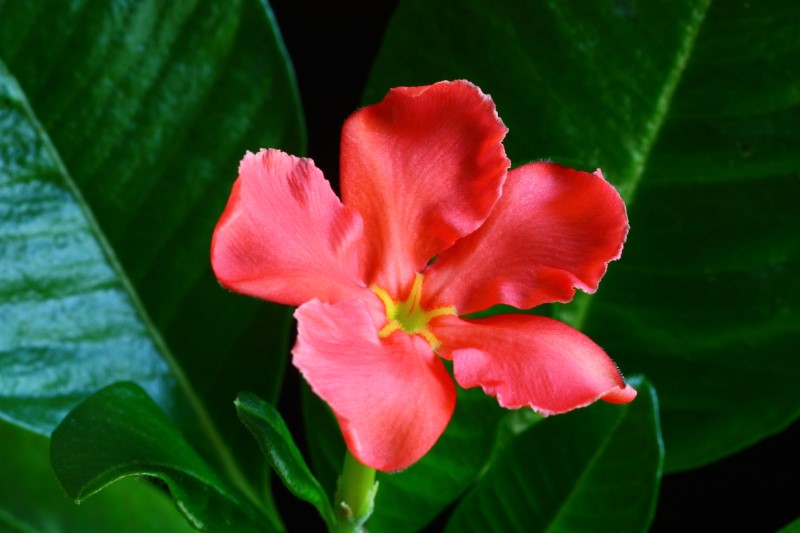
[
  {"left": 570, "top": 0, "right": 714, "bottom": 332},
  {"left": 4, "top": 57, "right": 266, "bottom": 520},
  {"left": 543, "top": 408, "right": 627, "bottom": 533},
  {"left": 0, "top": 508, "right": 40, "bottom": 533}
]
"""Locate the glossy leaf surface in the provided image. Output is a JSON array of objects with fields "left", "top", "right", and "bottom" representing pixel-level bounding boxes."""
[
  {"left": 236, "top": 391, "right": 336, "bottom": 528},
  {"left": 445, "top": 377, "right": 663, "bottom": 532},
  {"left": 0, "top": 0, "right": 303, "bottom": 482},
  {"left": 367, "top": 0, "right": 800, "bottom": 471},
  {"left": 0, "top": 58, "right": 180, "bottom": 434},
  {"left": 0, "top": 419, "right": 197, "bottom": 533},
  {"left": 50, "top": 382, "right": 277, "bottom": 533}
]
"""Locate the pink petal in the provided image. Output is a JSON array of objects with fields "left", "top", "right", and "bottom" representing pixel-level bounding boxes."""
[
  {"left": 434, "top": 314, "right": 636, "bottom": 415},
  {"left": 424, "top": 162, "right": 628, "bottom": 315},
  {"left": 340, "top": 80, "right": 509, "bottom": 295},
  {"left": 211, "top": 149, "right": 368, "bottom": 307},
  {"left": 293, "top": 298, "right": 457, "bottom": 472}
]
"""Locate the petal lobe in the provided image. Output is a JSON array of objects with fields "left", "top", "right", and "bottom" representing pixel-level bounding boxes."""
[
  {"left": 434, "top": 314, "right": 635, "bottom": 415},
  {"left": 211, "top": 149, "right": 367, "bottom": 306},
  {"left": 293, "top": 298, "right": 456, "bottom": 472},
  {"left": 341, "top": 80, "right": 509, "bottom": 294},
  {"left": 425, "top": 162, "right": 628, "bottom": 314}
]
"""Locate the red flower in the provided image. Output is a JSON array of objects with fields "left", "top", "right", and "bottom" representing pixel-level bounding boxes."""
[{"left": 211, "top": 80, "right": 635, "bottom": 472}]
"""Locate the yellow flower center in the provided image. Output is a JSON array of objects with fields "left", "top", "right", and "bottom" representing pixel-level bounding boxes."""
[{"left": 371, "top": 273, "right": 456, "bottom": 350}]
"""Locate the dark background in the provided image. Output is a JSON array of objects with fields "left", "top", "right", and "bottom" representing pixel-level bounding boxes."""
[{"left": 268, "top": 1, "right": 798, "bottom": 531}]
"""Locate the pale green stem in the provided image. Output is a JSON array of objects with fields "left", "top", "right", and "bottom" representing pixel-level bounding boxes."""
[{"left": 332, "top": 451, "right": 378, "bottom": 533}]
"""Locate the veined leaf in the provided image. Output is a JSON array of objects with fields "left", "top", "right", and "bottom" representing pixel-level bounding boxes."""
[
  {"left": 445, "top": 377, "right": 663, "bottom": 532},
  {"left": 0, "top": 418, "right": 197, "bottom": 533},
  {"left": 50, "top": 382, "right": 278, "bottom": 533},
  {"left": 0, "top": 57, "right": 181, "bottom": 443},
  {"left": 366, "top": 0, "right": 800, "bottom": 472},
  {"left": 0, "top": 0, "right": 303, "bottom": 498}
]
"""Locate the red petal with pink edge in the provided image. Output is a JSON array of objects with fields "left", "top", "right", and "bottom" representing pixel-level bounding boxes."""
[
  {"left": 424, "top": 162, "right": 628, "bottom": 315},
  {"left": 211, "top": 149, "right": 368, "bottom": 307},
  {"left": 293, "top": 298, "right": 457, "bottom": 472},
  {"left": 341, "top": 80, "right": 509, "bottom": 295},
  {"left": 433, "top": 314, "right": 635, "bottom": 415}
]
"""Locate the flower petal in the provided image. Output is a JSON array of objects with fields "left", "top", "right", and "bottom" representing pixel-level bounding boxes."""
[
  {"left": 434, "top": 314, "right": 636, "bottom": 415},
  {"left": 424, "top": 162, "right": 628, "bottom": 315},
  {"left": 341, "top": 80, "right": 509, "bottom": 295},
  {"left": 293, "top": 298, "right": 457, "bottom": 471},
  {"left": 211, "top": 149, "right": 367, "bottom": 306}
]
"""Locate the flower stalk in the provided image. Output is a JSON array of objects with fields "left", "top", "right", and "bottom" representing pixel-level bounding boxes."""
[{"left": 333, "top": 451, "right": 378, "bottom": 532}]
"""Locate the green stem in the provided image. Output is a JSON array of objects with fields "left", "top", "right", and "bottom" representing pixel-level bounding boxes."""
[{"left": 333, "top": 451, "right": 378, "bottom": 532}]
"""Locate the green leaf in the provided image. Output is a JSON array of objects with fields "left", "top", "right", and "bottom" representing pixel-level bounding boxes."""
[
  {"left": 366, "top": 0, "right": 800, "bottom": 471},
  {"left": 0, "top": 0, "right": 303, "bottom": 493},
  {"left": 0, "top": 419, "right": 197, "bottom": 533},
  {"left": 0, "top": 55, "right": 182, "bottom": 441},
  {"left": 50, "top": 382, "right": 278, "bottom": 533},
  {"left": 235, "top": 391, "right": 336, "bottom": 528},
  {"left": 778, "top": 518, "right": 800, "bottom": 533},
  {"left": 445, "top": 377, "right": 663, "bottom": 532}
]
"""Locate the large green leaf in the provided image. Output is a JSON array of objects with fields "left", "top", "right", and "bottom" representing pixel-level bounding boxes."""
[
  {"left": 50, "top": 382, "right": 278, "bottom": 533},
  {"left": 0, "top": 57, "right": 179, "bottom": 438},
  {"left": 0, "top": 0, "right": 303, "bottom": 489},
  {"left": 445, "top": 377, "right": 663, "bottom": 532},
  {"left": 366, "top": 0, "right": 800, "bottom": 471},
  {"left": 0, "top": 419, "right": 197, "bottom": 533}
]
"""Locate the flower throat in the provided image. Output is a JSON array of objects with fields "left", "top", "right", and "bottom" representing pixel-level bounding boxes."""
[{"left": 371, "top": 273, "right": 456, "bottom": 350}]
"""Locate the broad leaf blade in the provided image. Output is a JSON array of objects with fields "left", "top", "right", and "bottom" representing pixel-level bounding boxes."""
[
  {"left": 235, "top": 391, "right": 336, "bottom": 528},
  {"left": 0, "top": 0, "right": 303, "bottom": 487},
  {"left": 0, "top": 419, "right": 197, "bottom": 533},
  {"left": 364, "top": 0, "right": 709, "bottom": 192},
  {"left": 366, "top": 0, "right": 800, "bottom": 471},
  {"left": 0, "top": 58, "right": 180, "bottom": 434},
  {"left": 50, "top": 382, "right": 277, "bottom": 533},
  {"left": 445, "top": 377, "right": 663, "bottom": 532}
]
